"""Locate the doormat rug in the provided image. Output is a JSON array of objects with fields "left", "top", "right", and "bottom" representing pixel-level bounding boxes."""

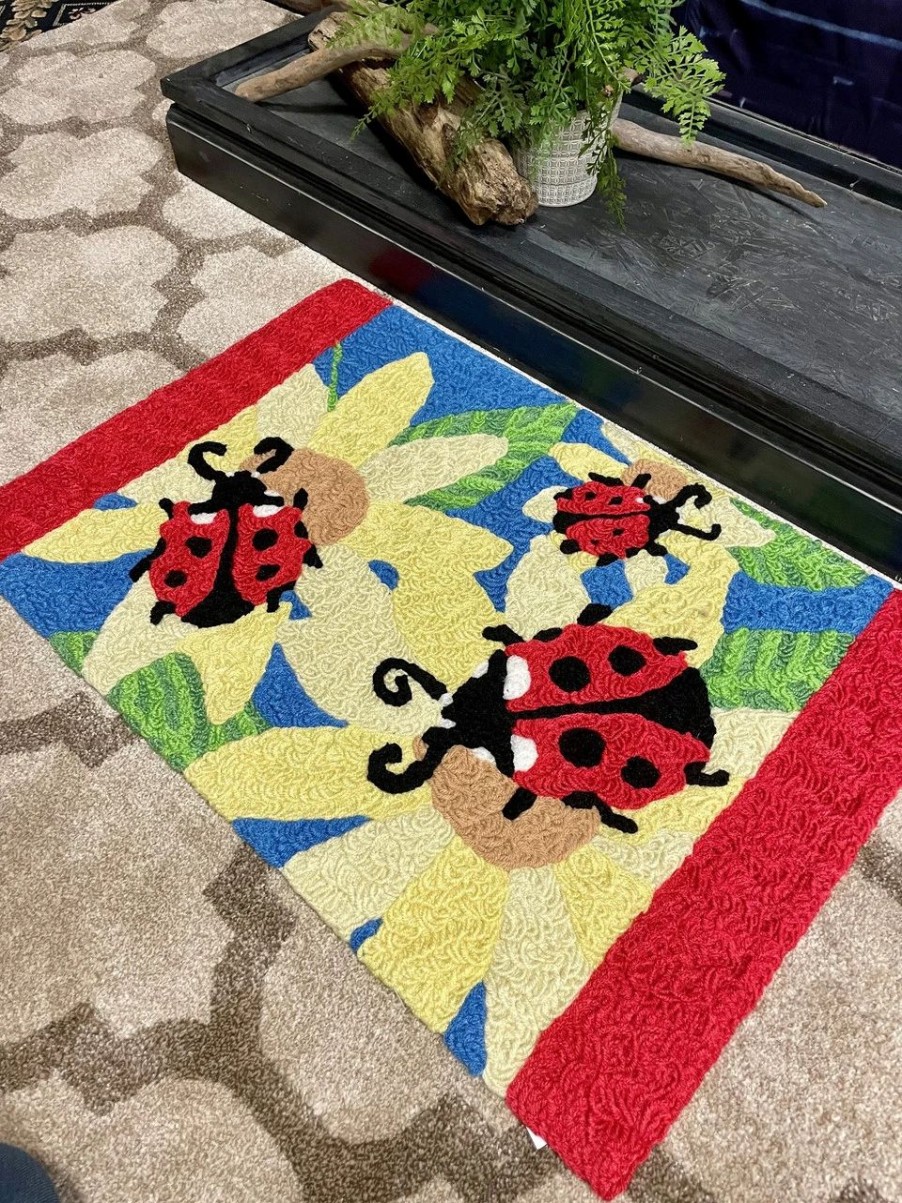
[{"left": 1, "top": 278, "right": 900, "bottom": 1198}]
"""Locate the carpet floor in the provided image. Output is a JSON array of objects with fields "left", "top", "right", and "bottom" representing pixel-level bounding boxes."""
[{"left": 0, "top": 2, "right": 900, "bottom": 1202}]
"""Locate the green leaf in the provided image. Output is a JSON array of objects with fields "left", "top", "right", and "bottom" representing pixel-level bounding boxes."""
[
  {"left": 392, "top": 402, "right": 577, "bottom": 511},
  {"left": 49, "top": 630, "right": 98, "bottom": 673},
  {"left": 326, "top": 343, "right": 343, "bottom": 412},
  {"left": 109, "top": 652, "right": 269, "bottom": 771},
  {"left": 701, "top": 627, "right": 853, "bottom": 712},
  {"left": 729, "top": 501, "right": 866, "bottom": 589}
]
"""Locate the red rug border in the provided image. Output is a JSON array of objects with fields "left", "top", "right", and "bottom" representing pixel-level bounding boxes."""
[
  {"left": 0, "top": 279, "right": 389, "bottom": 562},
  {"left": 507, "top": 587, "right": 902, "bottom": 1198}
]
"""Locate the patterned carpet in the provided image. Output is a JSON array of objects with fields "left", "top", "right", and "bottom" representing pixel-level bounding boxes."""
[
  {"left": 0, "top": 1, "right": 900, "bottom": 1201},
  {"left": 0, "top": 1, "right": 117, "bottom": 51}
]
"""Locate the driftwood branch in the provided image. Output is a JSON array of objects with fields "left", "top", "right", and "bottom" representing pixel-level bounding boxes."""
[
  {"left": 235, "top": 39, "right": 407, "bottom": 101},
  {"left": 238, "top": 6, "right": 826, "bottom": 220},
  {"left": 302, "top": 13, "right": 537, "bottom": 225},
  {"left": 612, "top": 117, "right": 826, "bottom": 207}
]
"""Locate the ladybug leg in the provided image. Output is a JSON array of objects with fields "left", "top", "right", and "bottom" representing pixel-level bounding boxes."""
[
  {"left": 562, "top": 791, "right": 638, "bottom": 835},
  {"left": 560, "top": 539, "right": 581, "bottom": 555},
  {"left": 685, "top": 761, "right": 730, "bottom": 787},
  {"left": 646, "top": 540, "right": 668, "bottom": 556},
  {"left": 631, "top": 472, "right": 652, "bottom": 489},
  {"left": 672, "top": 520, "right": 722, "bottom": 542},
  {"left": 482, "top": 624, "right": 524, "bottom": 646},
  {"left": 596, "top": 552, "right": 619, "bottom": 566},
  {"left": 533, "top": 627, "right": 563, "bottom": 642},
  {"left": 577, "top": 603, "right": 613, "bottom": 626},
  {"left": 292, "top": 488, "right": 309, "bottom": 510},
  {"left": 502, "top": 787, "right": 536, "bottom": 820},
  {"left": 128, "top": 536, "right": 167, "bottom": 583},
  {"left": 266, "top": 587, "right": 284, "bottom": 613},
  {"left": 303, "top": 545, "right": 323, "bottom": 569},
  {"left": 149, "top": 600, "right": 176, "bottom": 625},
  {"left": 159, "top": 498, "right": 174, "bottom": 518}
]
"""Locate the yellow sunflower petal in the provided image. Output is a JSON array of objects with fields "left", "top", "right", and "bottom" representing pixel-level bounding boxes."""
[
  {"left": 179, "top": 604, "right": 288, "bottom": 725},
  {"left": 254, "top": 363, "right": 329, "bottom": 450},
  {"left": 522, "top": 486, "right": 562, "bottom": 523},
  {"left": 711, "top": 707, "right": 793, "bottom": 778},
  {"left": 307, "top": 353, "right": 434, "bottom": 466},
  {"left": 634, "top": 777, "right": 745, "bottom": 840},
  {"left": 622, "top": 552, "right": 669, "bottom": 595},
  {"left": 504, "top": 535, "right": 589, "bottom": 634},
  {"left": 361, "top": 837, "right": 509, "bottom": 1031},
  {"left": 283, "top": 805, "right": 454, "bottom": 939},
  {"left": 24, "top": 504, "right": 163, "bottom": 564},
  {"left": 81, "top": 578, "right": 191, "bottom": 694},
  {"left": 550, "top": 441, "right": 627, "bottom": 482},
  {"left": 607, "top": 538, "right": 738, "bottom": 665},
  {"left": 554, "top": 842, "right": 654, "bottom": 967},
  {"left": 184, "top": 725, "right": 431, "bottom": 822},
  {"left": 344, "top": 502, "right": 508, "bottom": 689},
  {"left": 591, "top": 827, "right": 696, "bottom": 889},
  {"left": 483, "top": 866, "right": 588, "bottom": 1092},
  {"left": 121, "top": 408, "right": 260, "bottom": 505},
  {"left": 284, "top": 544, "right": 439, "bottom": 733},
  {"left": 359, "top": 434, "right": 507, "bottom": 501}
]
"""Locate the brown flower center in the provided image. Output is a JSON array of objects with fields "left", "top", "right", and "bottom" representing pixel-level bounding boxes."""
[
  {"left": 242, "top": 447, "right": 370, "bottom": 546},
  {"left": 427, "top": 744, "right": 600, "bottom": 871}
]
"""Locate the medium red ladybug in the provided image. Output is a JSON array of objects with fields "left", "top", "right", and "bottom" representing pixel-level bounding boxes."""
[
  {"left": 129, "top": 437, "right": 321, "bottom": 628},
  {"left": 552, "top": 471, "right": 721, "bottom": 566},
  {"left": 367, "top": 603, "right": 729, "bottom": 835}
]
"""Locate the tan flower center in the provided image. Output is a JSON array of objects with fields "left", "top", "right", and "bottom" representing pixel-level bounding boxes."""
[
  {"left": 427, "top": 743, "right": 600, "bottom": 871},
  {"left": 627, "top": 457, "right": 690, "bottom": 501},
  {"left": 243, "top": 447, "right": 370, "bottom": 546}
]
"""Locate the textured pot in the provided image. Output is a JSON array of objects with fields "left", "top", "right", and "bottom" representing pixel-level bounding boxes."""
[{"left": 512, "top": 100, "right": 622, "bottom": 207}]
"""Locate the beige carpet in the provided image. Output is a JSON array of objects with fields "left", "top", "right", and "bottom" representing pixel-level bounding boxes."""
[{"left": 0, "top": 2, "right": 900, "bottom": 1200}]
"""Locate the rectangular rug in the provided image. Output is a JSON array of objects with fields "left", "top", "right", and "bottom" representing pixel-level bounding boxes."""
[{"left": 1, "top": 277, "right": 900, "bottom": 1199}]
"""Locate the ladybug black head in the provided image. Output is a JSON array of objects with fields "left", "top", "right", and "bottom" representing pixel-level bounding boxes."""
[{"left": 186, "top": 437, "right": 297, "bottom": 512}]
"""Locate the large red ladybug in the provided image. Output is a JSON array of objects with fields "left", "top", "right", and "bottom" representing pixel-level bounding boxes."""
[
  {"left": 129, "top": 437, "right": 321, "bottom": 628},
  {"left": 553, "top": 471, "right": 721, "bottom": 566},
  {"left": 367, "top": 604, "right": 728, "bottom": 835}
]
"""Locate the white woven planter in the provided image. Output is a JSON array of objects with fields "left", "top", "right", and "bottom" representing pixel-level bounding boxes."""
[{"left": 512, "top": 99, "right": 622, "bottom": 207}]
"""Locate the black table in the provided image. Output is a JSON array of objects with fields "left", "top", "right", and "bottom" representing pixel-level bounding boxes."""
[{"left": 162, "top": 16, "right": 902, "bottom": 577}]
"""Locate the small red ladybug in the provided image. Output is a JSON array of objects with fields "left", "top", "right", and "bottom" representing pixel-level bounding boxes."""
[
  {"left": 552, "top": 471, "right": 721, "bottom": 566},
  {"left": 129, "top": 437, "right": 321, "bottom": 628},
  {"left": 368, "top": 603, "right": 728, "bottom": 835}
]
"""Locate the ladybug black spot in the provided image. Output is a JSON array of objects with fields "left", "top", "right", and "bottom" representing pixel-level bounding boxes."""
[
  {"left": 612, "top": 527, "right": 624, "bottom": 537},
  {"left": 621, "top": 756, "right": 660, "bottom": 789},
  {"left": 185, "top": 536, "right": 212, "bottom": 558},
  {"left": 549, "top": 655, "right": 591, "bottom": 693},
  {"left": 559, "top": 727, "right": 605, "bottom": 768},
  {"left": 609, "top": 645, "right": 646, "bottom": 676},
  {"left": 583, "top": 490, "right": 596, "bottom": 500},
  {"left": 164, "top": 569, "right": 187, "bottom": 588},
  {"left": 609, "top": 496, "right": 623, "bottom": 505},
  {"left": 253, "top": 528, "right": 279, "bottom": 552},
  {"left": 256, "top": 564, "right": 279, "bottom": 582}
]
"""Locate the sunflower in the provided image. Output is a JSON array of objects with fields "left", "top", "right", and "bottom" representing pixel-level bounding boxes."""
[
  {"left": 184, "top": 535, "right": 787, "bottom": 1094},
  {"left": 21, "top": 353, "right": 511, "bottom": 723}
]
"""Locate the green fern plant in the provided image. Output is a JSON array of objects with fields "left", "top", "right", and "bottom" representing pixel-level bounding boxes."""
[{"left": 335, "top": 0, "right": 723, "bottom": 218}]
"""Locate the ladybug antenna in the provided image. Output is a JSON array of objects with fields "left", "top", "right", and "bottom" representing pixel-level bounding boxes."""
[
  {"left": 373, "top": 658, "right": 448, "bottom": 707},
  {"left": 254, "top": 437, "right": 294, "bottom": 474},
  {"left": 188, "top": 441, "right": 229, "bottom": 482},
  {"left": 368, "top": 738, "right": 448, "bottom": 794}
]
